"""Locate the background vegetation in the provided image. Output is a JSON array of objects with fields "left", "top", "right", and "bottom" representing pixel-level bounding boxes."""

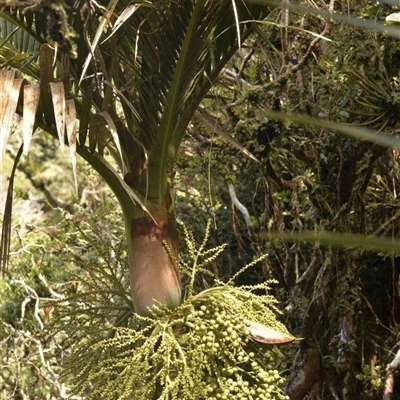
[{"left": 1, "top": 0, "right": 400, "bottom": 399}]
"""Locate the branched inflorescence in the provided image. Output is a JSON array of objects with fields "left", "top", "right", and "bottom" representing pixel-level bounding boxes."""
[{"left": 62, "top": 221, "right": 292, "bottom": 400}]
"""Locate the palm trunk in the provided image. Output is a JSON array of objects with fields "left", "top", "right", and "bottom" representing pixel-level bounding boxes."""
[{"left": 126, "top": 202, "right": 181, "bottom": 316}]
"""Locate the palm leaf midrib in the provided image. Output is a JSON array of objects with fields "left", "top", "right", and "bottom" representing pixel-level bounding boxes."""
[{"left": 116, "top": 1, "right": 265, "bottom": 158}]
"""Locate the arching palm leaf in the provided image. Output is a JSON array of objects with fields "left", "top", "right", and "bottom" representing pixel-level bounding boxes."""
[{"left": 0, "top": 0, "right": 268, "bottom": 314}]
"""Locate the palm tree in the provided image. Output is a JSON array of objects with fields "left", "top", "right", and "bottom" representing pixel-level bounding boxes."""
[{"left": 0, "top": 0, "right": 268, "bottom": 315}]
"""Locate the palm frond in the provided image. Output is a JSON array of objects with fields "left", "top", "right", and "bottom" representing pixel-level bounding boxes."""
[
  {"left": 93, "top": 0, "right": 268, "bottom": 200},
  {"left": 1, "top": 1, "right": 266, "bottom": 184},
  {"left": 123, "top": 0, "right": 266, "bottom": 145},
  {"left": 0, "top": 12, "right": 45, "bottom": 46},
  {"left": 0, "top": 17, "right": 41, "bottom": 53},
  {"left": 0, "top": 45, "right": 39, "bottom": 75}
]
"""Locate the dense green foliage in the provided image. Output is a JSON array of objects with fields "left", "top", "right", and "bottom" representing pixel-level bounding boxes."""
[
  {"left": 1, "top": 0, "right": 400, "bottom": 399},
  {"left": 175, "top": 2, "right": 400, "bottom": 398}
]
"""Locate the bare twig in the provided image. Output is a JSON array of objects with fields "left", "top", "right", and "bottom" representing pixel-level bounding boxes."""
[
  {"left": 38, "top": 273, "right": 65, "bottom": 300},
  {"left": 221, "top": 68, "right": 253, "bottom": 87},
  {"left": 272, "top": 0, "right": 335, "bottom": 86},
  {"left": 228, "top": 183, "right": 252, "bottom": 236},
  {"left": 0, "top": 0, "right": 41, "bottom": 9},
  {"left": 237, "top": 47, "right": 256, "bottom": 86},
  {"left": 12, "top": 279, "right": 44, "bottom": 329},
  {"left": 383, "top": 348, "right": 400, "bottom": 400},
  {"left": 281, "top": 0, "right": 290, "bottom": 67},
  {"left": 296, "top": 255, "right": 320, "bottom": 285},
  {"left": 187, "top": 125, "right": 210, "bottom": 146}
]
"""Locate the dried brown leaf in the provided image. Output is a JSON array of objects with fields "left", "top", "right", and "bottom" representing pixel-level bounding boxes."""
[
  {"left": 39, "top": 45, "right": 55, "bottom": 126},
  {"left": 98, "top": 111, "right": 126, "bottom": 171},
  {"left": 50, "top": 82, "right": 66, "bottom": 149},
  {"left": 245, "top": 319, "right": 296, "bottom": 344},
  {"left": 22, "top": 84, "right": 40, "bottom": 156},
  {"left": 79, "top": 82, "right": 94, "bottom": 146},
  {"left": 1, "top": 146, "right": 23, "bottom": 273},
  {"left": 0, "top": 70, "right": 23, "bottom": 162},
  {"left": 66, "top": 99, "right": 78, "bottom": 192},
  {"left": 101, "top": 4, "right": 142, "bottom": 43},
  {"left": 195, "top": 105, "right": 259, "bottom": 162},
  {"left": 88, "top": 114, "right": 106, "bottom": 154},
  {"left": 79, "top": 0, "right": 119, "bottom": 84}
]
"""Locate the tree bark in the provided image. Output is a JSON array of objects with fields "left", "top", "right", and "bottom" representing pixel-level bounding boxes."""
[{"left": 127, "top": 203, "right": 181, "bottom": 316}]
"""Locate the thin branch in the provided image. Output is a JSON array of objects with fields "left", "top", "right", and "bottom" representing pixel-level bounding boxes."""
[
  {"left": 12, "top": 278, "right": 44, "bottom": 329},
  {"left": 228, "top": 183, "right": 252, "bottom": 235},
  {"left": 383, "top": 348, "right": 400, "bottom": 400},
  {"left": 273, "top": 0, "right": 335, "bottom": 86}
]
